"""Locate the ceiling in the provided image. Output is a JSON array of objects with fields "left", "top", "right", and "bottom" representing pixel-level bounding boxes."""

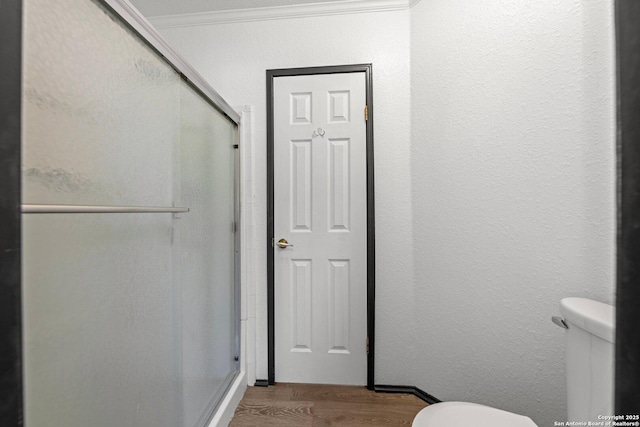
[{"left": 129, "top": 0, "right": 354, "bottom": 17}]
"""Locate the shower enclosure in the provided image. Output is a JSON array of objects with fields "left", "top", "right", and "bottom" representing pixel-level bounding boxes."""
[{"left": 20, "top": 0, "right": 241, "bottom": 426}]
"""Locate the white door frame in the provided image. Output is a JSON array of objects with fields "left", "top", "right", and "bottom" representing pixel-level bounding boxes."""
[{"left": 266, "top": 64, "right": 375, "bottom": 388}]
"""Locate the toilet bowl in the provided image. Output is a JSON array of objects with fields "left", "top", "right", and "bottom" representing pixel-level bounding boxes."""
[
  {"left": 412, "top": 402, "right": 537, "bottom": 427},
  {"left": 412, "top": 297, "right": 614, "bottom": 427}
]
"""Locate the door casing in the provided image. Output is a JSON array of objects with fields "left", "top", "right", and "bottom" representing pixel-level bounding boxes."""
[{"left": 266, "top": 64, "right": 375, "bottom": 388}]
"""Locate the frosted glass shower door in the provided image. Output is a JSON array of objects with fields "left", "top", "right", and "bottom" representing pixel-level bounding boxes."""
[
  {"left": 21, "top": 0, "right": 240, "bottom": 426},
  {"left": 179, "top": 82, "right": 239, "bottom": 427}
]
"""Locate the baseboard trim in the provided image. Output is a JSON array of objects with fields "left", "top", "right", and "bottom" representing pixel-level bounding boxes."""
[
  {"left": 254, "top": 379, "right": 269, "bottom": 387},
  {"left": 374, "top": 384, "right": 441, "bottom": 405}
]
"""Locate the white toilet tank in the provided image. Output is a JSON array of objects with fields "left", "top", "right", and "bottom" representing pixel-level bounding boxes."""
[{"left": 559, "top": 297, "right": 615, "bottom": 422}]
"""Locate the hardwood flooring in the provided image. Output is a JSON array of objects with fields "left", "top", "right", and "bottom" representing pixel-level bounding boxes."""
[{"left": 229, "top": 383, "right": 428, "bottom": 426}]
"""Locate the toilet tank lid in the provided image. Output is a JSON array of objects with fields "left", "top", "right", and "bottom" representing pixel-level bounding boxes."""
[{"left": 560, "top": 297, "right": 615, "bottom": 343}]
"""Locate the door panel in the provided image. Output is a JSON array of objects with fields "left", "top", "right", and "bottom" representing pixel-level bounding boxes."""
[
  {"left": 329, "top": 138, "right": 351, "bottom": 231},
  {"left": 274, "top": 72, "right": 367, "bottom": 385},
  {"left": 291, "top": 258, "right": 312, "bottom": 352},
  {"left": 291, "top": 140, "right": 312, "bottom": 231}
]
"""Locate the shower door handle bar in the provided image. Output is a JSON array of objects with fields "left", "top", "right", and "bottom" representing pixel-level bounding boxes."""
[{"left": 22, "top": 204, "right": 189, "bottom": 214}]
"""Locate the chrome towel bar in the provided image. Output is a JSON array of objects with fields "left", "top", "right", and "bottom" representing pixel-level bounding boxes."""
[{"left": 22, "top": 204, "right": 189, "bottom": 214}]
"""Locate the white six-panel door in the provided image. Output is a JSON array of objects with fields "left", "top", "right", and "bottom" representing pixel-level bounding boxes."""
[{"left": 273, "top": 72, "right": 367, "bottom": 385}]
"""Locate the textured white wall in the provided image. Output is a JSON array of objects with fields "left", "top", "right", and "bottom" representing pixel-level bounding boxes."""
[
  {"left": 156, "top": 1, "right": 616, "bottom": 423},
  {"left": 157, "top": 9, "right": 412, "bottom": 384},
  {"left": 410, "top": 1, "right": 616, "bottom": 425}
]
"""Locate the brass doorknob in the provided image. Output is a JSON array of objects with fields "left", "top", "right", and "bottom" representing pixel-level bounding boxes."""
[{"left": 276, "top": 238, "right": 293, "bottom": 249}]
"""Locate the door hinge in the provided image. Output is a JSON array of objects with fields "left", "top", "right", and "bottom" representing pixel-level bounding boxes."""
[
  {"left": 366, "top": 336, "right": 370, "bottom": 354},
  {"left": 364, "top": 105, "right": 369, "bottom": 122}
]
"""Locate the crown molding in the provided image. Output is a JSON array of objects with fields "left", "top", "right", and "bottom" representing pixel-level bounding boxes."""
[
  {"left": 149, "top": 0, "right": 410, "bottom": 29},
  {"left": 101, "top": 0, "right": 240, "bottom": 123},
  {"left": 409, "top": 0, "right": 422, "bottom": 7}
]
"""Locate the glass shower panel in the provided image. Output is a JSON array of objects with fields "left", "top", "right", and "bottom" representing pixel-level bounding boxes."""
[
  {"left": 22, "top": 0, "right": 239, "bottom": 426},
  {"left": 22, "top": 0, "right": 182, "bottom": 425},
  {"left": 22, "top": 0, "right": 180, "bottom": 208},
  {"left": 178, "top": 82, "right": 238, "bottom": 427}
]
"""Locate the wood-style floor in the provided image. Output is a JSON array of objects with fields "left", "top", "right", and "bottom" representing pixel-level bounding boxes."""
[{"left": 229, "top": 383, "right": 428, "bottom": 426}]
